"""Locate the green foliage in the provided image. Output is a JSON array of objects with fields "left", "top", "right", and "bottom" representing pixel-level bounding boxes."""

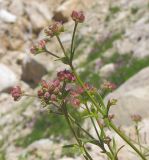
[
  {"left": 131, "top": 7, "right": 139, "bottom": 14},
  {"left": 78, "top": 34, "right": 122, "bottom": 88},
  {"left": 0, "top": 151, "right": 5, "bottom": 160},
  {"left": 15, "top": 105, "right": 82, "bottom": 148},
  {"left": 108, "top": 56, "right": 149, "bottom": 86},
  {"left": 109, "top": 6, "right": 121, "bottom": 14},
  {"left": 105, "top": 6, "right": 120, "bottom": 21},
  {"left": 15, "top": 112, "right": 70, "bottom": 147},
  {"left": 86, "top": 33, "right": 122, "bottom": 63}
]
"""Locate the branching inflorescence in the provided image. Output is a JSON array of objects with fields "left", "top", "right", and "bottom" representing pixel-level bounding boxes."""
[{"left": 11, "top": 11, "right": 147, "bottom": 160}]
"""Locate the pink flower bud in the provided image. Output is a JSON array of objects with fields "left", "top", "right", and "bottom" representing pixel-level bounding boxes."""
[
  {"left": 77, "top": 86, "right": 84, "bottom": 94},
  {"left": 71, "top": 10, "right": 85, "bottom": 23},
  {"left": 38, "top": 89, "right": 44, "bottom": 98},
  {"left": 102, "top": 81, "right": 116, "bottom": 90},
  {"left": 50, "top": 94, "right": 57, "bottom": 101},
  {"left": 11, "top": 86, "right": 22, "bottom": 101},
  {"left": 131, "top": 114, "right": 142, "bottom": 122},
  {"left": 52, "top": 79, "right": 60, "bottom": 87},
  {"left": 44, "top": 28, "right": 54, "bottom": 37},
  {"left": 41, "top": 80, "right": 49, "bottom": 89},
  {"left": 57, "top": 70, "right": 76, "bottom": 82},
  {"left": 70, "top": 91, "right": 79, "bottom": 97},
  {"left": 65, "top": 84, "right": 73, "bottom": 92},
  {"left": 71, "top": 98, "right": 80, "bottom": 107},
  {"left": 44, "top": 92, "right": 50, "bottom": 100},
  {"left": 57, "top": 70, "right": 65, "bottom": 81},
  {"left": 38, "top": 40, "right": 46, "bottom": 49},
  {"left": 30, "top": 46, "right": 37, "bottom": 54},
  {"left": 45, "top": 22, "right": 64, "bottom": 37}
]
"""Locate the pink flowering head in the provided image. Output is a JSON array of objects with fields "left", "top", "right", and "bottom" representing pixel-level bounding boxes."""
[
  {"left": 71, "top": 10, "right": 85, "bottom": 23},
  {"left": 52, "top": 79, "right": 60, "bottom": 88},
  {"left": 40, "top": 80, "right": 49, "bottom": 90},
  {"left": 71, "top": 98, "right": 80, "bottom": 107},
  {"left": 38, "top": 89, "right": 44, "bottom": 98},
  {"left": 30, "top": 39, "right": 47, "bottom": 55},
  {"left": 11, "top": 86, "right": 22, "bottom": 101},
  {"left": 77, "top": 86, "right": 84, "bottom": 94},
  {"left": 102, "top": 81, "right": 116, "bottom": 91},
  {"left": 37, "top": 79, "right": 62, "bottom": 105},
  {"left": 57, "top": 70, "right": 76, "bottom": 82},
  {"left": 131, "top": 114, "right": 142, "bottom": 123},
  {"left": 44, "top": 92, "right": 50, "bottom": 100},
  {"left": 38, "top": 40, "right": 46, "bottom": 49},
  {"left": 45, "top": 22, "right": 64, "bottom": 37}
]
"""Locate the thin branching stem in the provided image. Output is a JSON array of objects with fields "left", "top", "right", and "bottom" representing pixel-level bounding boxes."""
[{"left": 70, "top": 22, "right": 78, "bottom": 62}]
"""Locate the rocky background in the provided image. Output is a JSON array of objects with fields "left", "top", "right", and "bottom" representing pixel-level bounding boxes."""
[{"left": 0, "top": 0, "right": 149, "bottom": 159}]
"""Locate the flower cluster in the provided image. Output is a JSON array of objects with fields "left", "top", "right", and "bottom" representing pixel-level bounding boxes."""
[
  {"left": 37, "top": 70, "right": 79, "bottom": 106},
  {"left": 44, "top": 22, "right": 64, "bottom": 37},
  {"left": 37, "top": 79, "right": 61, "bottom": 104},
  {"left": 11, "top": 86, "right": 22, "bottom": 101},
  {"left": 131, "top": 114, "right": 142, "bottom": 123},
  {"left": 101, "top": 81, "right": 116, "bottom": 91},
  {"left": 71, "top": 10, "right": 85, "bottom": 23},
  {"left": 57, "top": 70, "right": 76, "bottom": 81},
  {"left": 30, "top": 39, "right": 47, "bottom": 54}
]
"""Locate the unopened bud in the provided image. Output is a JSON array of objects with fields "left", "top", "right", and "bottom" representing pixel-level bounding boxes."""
[
  {"left": 131, "top": 114, "right": 142, "bottom": 123},
  {"left": 51, "top": 94, "right": 57, "bottom": 101},
  {"left": 11, "top": 86, "right": 22, "bottom": 101},
  {"left": 45, "top": 22, "right": 64, "bottom": 37},
  {"left": 71, "top": 10, "right": 85, "bottom": 23}
]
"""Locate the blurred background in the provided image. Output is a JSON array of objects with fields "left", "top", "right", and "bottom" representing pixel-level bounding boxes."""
[{"left": 0, "top": 0, "right": 149, "bottom": 159}]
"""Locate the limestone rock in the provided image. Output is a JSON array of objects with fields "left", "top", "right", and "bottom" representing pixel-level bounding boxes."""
[
  {"left": 115, "top": 13, "right": 149, "bottom": 58},
  {"left": 0, "top": 63, "right": 17, "bottom": 92},
  {"left": 0, "top": 9, "right": 17, "bottom": 23},
  {"left": 24, "top": 139, "right": 62, "bottom": 160},
  {"left": 9, "top": 0, "right": 24, "bottom": 16},
  {"left": 25, "top": 2, "right": 52, "bottom": 31},
  {"left": 99, "top": 63, "right": 116, "bottom": 78},
  {"left": 105, "top": 67, "right": 149, "bottom": 125}
]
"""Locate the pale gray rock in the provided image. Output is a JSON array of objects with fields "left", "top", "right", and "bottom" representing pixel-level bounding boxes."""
[
  {"left": 24, "top": 139, "right": 62, "bottom": 160},
  {"left": 99, "top": 63, "right": 116, "bottom": 78},
  {"left": 0, "top": 64, "right": 17, "bottom": 92},
  {"left": 0, "top": 9, "right": 17, "bottom": 23},
  {"left": 115, "top": 13, "right": 149, "bottom": 58},
  {"left": 25, "top": 2, "right": 52, "bottom": 30},
  {"left": 105, "top": 67, "right": 149, "bottom": 125},
  {"left": 9, "top": 0, "right": 24, "bottom": 16}
]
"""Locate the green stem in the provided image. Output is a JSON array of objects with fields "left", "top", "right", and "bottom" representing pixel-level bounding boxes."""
[
  {"left": 56, "top": 35, "right": 69, "bottom": 60},
  {"left": 70, "top": 66, "right": 147, "bottom": 160},
  {"left": 70, "top": 65, "right": 104, "bottom": 115},
  {"left": 70, "top": 22, "right": 78, "bottom": 62},
  {"left": 69, "top": 113, "right": 113, "bottom": 160},
  {"left": 63, "top": 104, "right": 81, "bottom": 144},
  {"left": 135, "top": 124, "right": 142, "bottom": 153},
  {"left": 108, "top": 144, "right": 118, "bottom": 160},
  {"left": 85, "top": 103, "right": 101, "bottom": 142},
  {"left": 83, "top": 147, "right": 93, "bottom": 160},
  {"left": 45, "top": 48, "right": 60, "bottom": 58},
  {"left": 109, "top": 121, "right": 147, "bottom": 160},
  {"left": 23, "top": 94, "right": 37, "bottom": 97},
  {"left": 68, "top": 113, "right": 95, "bottom": 140},
  {"left": 62, "top": 103, "right": 93, "bottom": 160}
]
